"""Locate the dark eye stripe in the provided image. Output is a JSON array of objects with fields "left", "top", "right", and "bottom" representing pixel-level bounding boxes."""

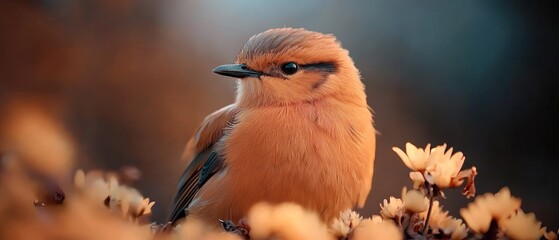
[{"left": 300, "top": 62, "right": 337, "bottom": 73}]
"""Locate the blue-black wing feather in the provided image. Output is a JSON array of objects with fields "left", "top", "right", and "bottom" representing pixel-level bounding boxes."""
[{"left": 169, "top": 147, "right": 224, "bottom": 223}]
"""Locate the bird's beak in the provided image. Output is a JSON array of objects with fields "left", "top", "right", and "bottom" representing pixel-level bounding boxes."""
[{"left": 212, "top": 64, "right": 263, "bottom": 78}]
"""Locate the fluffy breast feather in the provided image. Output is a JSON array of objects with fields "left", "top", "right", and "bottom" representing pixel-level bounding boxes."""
[{"left": 214, "top": 98, "right": 375, "bottom": 221}]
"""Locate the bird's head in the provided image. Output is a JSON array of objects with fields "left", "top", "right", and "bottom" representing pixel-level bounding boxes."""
[{"left": 213, "top": 28, "right": 366, "bottom": 107}]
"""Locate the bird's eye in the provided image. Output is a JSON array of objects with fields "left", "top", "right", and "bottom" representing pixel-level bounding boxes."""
[{"left": 281, "top": 62, "right": 299, "bottom": 75}]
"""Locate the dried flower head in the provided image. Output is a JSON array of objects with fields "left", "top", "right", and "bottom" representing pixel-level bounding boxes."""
[{"left": 501, "top": 210, "right": 544, "bottom": 240}]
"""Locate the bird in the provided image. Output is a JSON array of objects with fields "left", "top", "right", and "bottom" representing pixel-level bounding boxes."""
[{"left": 169, "top": 28, "right": 376, "bottom": 228}]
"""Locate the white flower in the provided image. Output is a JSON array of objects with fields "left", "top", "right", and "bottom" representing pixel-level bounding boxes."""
[
  {"left": 370, "top": 215, "right": 384, "bottom": 223},
  {"left": 419, "top": 200, "right": 448, "bottom": 230},
  {"left": 424, "top": 145, "right": 465, "bottom": 188},
  {"left": 402, "top": 188, "right": 429, "bottom": 213},
  {"left": 330, "top": 218, "right": 351, "bottom": 238},
  {"left": 329, "top": 209, "right": 361, "bottom": 237},
  {"left": 73, "top": 169, "right": 155, "bottom": 220},
  {"left": 352, "top": 218, "right": 403, "bottom": 240},
  {"left": 438, "top": 217, "right": 468, "bottom": 240},
  {"left": 380, "top": 197, "right": 404, "bottom": 219},
  {"left": 74, "top": 169, "right": 110, "bottom": 204},
  {"left": 139, "top": 198, "right": 155, "bottom": 215},
  {"left": 108, "top": 181, "right": 155, "bottom": 219},
  {"left": 395, "top": 143, "right": 476, "bottom": 194},
  {"left": 380, "top": 187, "right": 429, "bottom": 219},
  {"left": 460, "top": 187, "right": 521, "bottom": 233},
  {"left": 460, "top": 197, "right": 492, "bottom": 233},
  {"left": 247, "top": 202, "right": 330, "bottom": 240},
  {"left": 409, "top": 171, "right": 425, "bottom": 189},
  {"left": 174, "top": 218, "right": 243, "bottom": 240},
  {"left": 486, "top": 187, "right": 522, "bottom": 220},
  {"left": 501, "top": 210, "right": 543, "bottom": 240},
  {"left": 339, "top": 209, "right": 362, "bottom": 228},
  {"left": 392, "top": 143, "right": 432, "bottom": 171}
]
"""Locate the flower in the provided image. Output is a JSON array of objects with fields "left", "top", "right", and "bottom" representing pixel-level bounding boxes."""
[
  {"left": 423, "top": 146, "right": 465, "bottom": 188},
  {"left": 108, "top": 179, "right": 155, "bottom": 219},
  {"left": 174, "top": 218, "right": 243, "bottom": 240},
  {"left": 339, "top": 209, "right": 362, "bottom": 228},
  {"left": 73, "top": 169, "right": 155, "bottom": 220},
  {"left": 247, "top": 202, "right": 331, "bottom": 240},
  {"left": 392, "top": 143, "right": 432, "bottom": 171},
  {"left": 409, "top": 171, "right": 425, "bottom": 189},
  {"left": 329, "top": 209, "right": 361, "bottom": 237},
  {"left": 419, "top": 200, "right": 448, "bottom": 230},
  {"left": 501, "top": 210, "right": 543, "bottom": 240},
  {"left": 459, "top": 197, "right": 492, "bottom": 233},
  {"left": 438, "top": 217, "right": 468, "bottom": 240},
  {"left": 380, "top": 197, "right": 404, "bottom": 219},
  {"left": 74, "top": 169, "right": 110, "bottom": 203},
  {"left": 402, "top": 187, "right": 429, "bottom": 213},
  {"left": 138, "top": 198, "right": 155, "bottom": 215},
  {"left": 395, "top": 143, "right": 477, "bottom": 196},
  {"left": 460, "top": 187, "right": 521, "bottom": 233},
  {"left": 486, "top": 187, "right": 522, "bottom": 220},
  {"left": 380, "top": 187, "right": 429, "bottom": 220},
  {"left": 330, "top": 217, "right": 351, "bottom": 238},
  {"left": 370, "top": 215, "right": 384, "bottom": 223},
  {"left": 352, "top": 218, "right": 403, "bottom": 240}
]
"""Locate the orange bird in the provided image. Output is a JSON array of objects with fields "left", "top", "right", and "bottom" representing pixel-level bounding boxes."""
[{"left": 169, "top": 28, "right": 376, "bottom": 227}]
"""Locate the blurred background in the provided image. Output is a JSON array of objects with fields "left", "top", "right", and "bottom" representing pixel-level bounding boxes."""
[{"left": 1, "top": 0, "right": 557, "bottom": 227}]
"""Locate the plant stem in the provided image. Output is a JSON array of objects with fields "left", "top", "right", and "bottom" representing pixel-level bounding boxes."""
[{"left": 422, "top": 183, "right": 435, "bottom": 235}]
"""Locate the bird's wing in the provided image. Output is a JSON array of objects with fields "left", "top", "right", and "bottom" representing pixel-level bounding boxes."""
[{"left": 169, "top": 104, "right": 238, "bottom": 223}]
